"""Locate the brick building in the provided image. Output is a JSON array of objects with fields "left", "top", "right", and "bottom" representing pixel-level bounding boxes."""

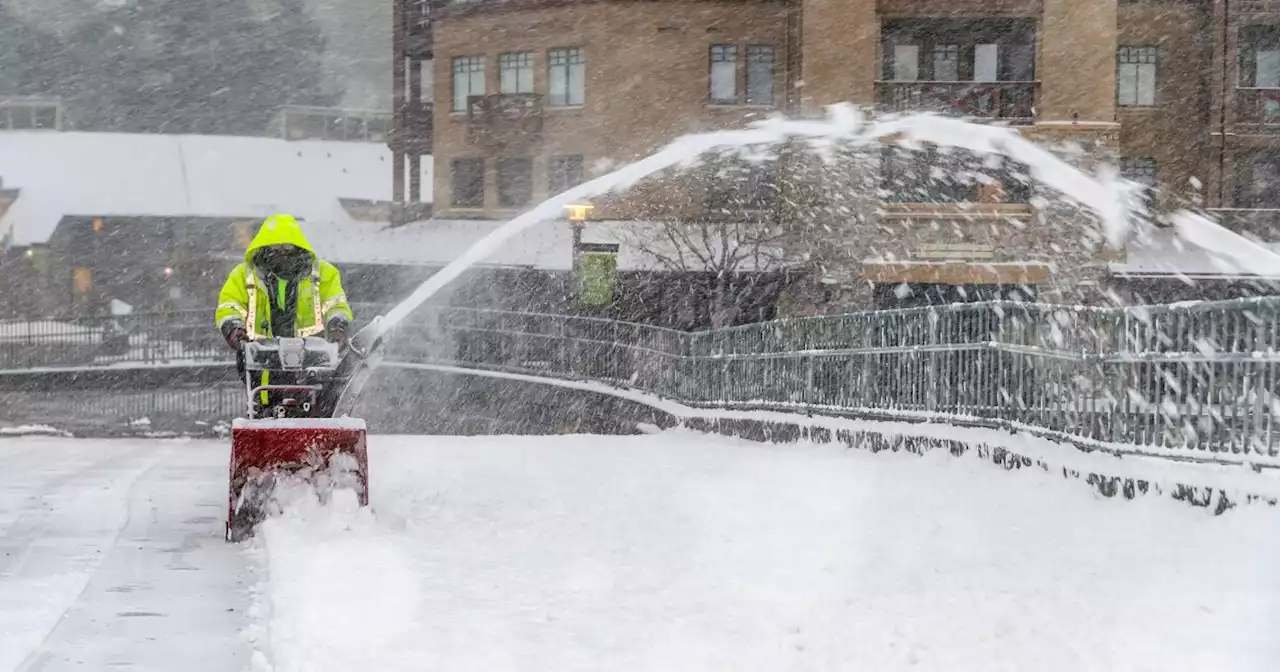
[{"left": 391, "top": 0, "right": 1280, "bottom": 311}]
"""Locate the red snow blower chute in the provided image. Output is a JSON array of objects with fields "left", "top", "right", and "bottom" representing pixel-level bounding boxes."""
[{"left": 226, "top": 319, "right": 383, "bottom": 542}]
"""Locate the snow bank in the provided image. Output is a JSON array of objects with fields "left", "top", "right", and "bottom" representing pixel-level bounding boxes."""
[
  {"left": 248, "top": 481, "right": 422, "bottom": 672},
  {"left": 252, "top": 431, "right": 1280, "bottom": 671},
  {"left": 0, "top": 423, "right": 71, "bottom": 437}
]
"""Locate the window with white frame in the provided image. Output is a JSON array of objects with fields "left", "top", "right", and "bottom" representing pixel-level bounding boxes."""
[
  {"left": 710, "top": 45, "right": 738, "bottom": 103},
  {"left": 746, "top": 45, "right": 774, "bottom": 105},
  {"left": 452, "top": 56, "right": 485, "bottom": 111},
  {"left": 499, "top": 52, "right": 534, "bottom": 94},
  {"left": 710, "top": 44, "right": 776, "bottom": 105},
  {"left": 891, "top": 44, "right": 920, "bottom": 82},
  {"left": 973, "top": 44, "right": 999, "bottom": 82},
  {"left": 1117, "top": 46, "right": 1157, "bottom": 106},
  {"left": 548, "top": 47, "right": 585, "bottom": 107}
]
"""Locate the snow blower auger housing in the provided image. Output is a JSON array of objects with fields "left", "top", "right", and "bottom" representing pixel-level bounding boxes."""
[{"left": 226, "top": 336, "right": 371, "bottom": 542}]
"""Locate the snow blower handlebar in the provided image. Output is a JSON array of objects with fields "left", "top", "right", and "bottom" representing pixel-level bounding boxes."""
[
  {"left": 242, "top": 337, "right": 342, "bottom": 374},
  {"left": 240, "top": 338, "right": 345, "bottom": 420}
]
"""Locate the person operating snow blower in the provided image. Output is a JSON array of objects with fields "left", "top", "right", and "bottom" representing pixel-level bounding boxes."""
[{"left": 214, "top": 213, "right": 354, "bottom": 415}]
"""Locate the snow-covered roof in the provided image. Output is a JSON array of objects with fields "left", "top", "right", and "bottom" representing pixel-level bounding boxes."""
[
  {"left": 0, "top": 131, "right": 428, "bottom": 246},
  {"left": 1110, "top": 227, "right": 1280, "bottom": 279}
]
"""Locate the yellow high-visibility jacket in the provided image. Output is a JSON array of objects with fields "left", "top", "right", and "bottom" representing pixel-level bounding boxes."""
[{"left": 214, "top": 215, "right": 353, "bottom": 338}]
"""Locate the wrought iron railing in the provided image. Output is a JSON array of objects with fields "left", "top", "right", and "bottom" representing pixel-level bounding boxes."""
[
  {"left": 382, "top": 299, "right": 1280, "bottom": 463},
  {"left": 875, "top": 81, "right": 1037, "bottom": 124},
  {"left": 0, "top": 310, "right": 229, "bottom": 370}
]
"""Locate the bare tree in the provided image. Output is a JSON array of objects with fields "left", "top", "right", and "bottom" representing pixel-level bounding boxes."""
[{"left": 621, "top": 214, "right": 805, "bottom": 329}]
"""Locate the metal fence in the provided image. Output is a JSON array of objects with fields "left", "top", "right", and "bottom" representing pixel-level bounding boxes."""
[
  {"left": 382, "top": 298, "right": 1280, "bottom": 462},
  {"left": 0, "top": 309, "right": 228, "bottom": 370},
  {"left": 5, "top": 299, "right": 1280, "bottom": 462}
]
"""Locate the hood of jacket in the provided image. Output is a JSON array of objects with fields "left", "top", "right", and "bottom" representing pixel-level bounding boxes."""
[{"left": 244, "top": 214, "right": 316, "bottom": 267}]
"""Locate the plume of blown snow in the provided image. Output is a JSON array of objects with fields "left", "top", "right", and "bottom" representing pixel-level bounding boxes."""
[
  {"left": 1171, "top": 210, "right": 1280, "bottom": 276},
  {"left": 376, "top": 106, "right": 1136, "bottom": 336}
]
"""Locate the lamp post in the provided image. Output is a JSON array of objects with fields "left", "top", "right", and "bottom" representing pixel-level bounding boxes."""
[{"left": 565, "top": 203, "right": 593, "bottom": 302}]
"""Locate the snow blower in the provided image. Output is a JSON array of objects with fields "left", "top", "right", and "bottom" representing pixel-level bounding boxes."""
[{"left": 226, "top": 319, "right": 383, "bottom": 542}]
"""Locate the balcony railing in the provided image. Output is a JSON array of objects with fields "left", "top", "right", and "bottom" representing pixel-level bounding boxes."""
[
  {"left": 876, "top": 81, "right": 1037, "bottom": 124},
  {"left": 279, "top": 106, "right": 392, "bottom": 143},
  {"left": 466, "top": 93, "right": 543, "bottom": 147}
]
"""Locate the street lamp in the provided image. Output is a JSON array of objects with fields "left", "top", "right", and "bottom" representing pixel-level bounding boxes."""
[{"left": 565, "top": 202, "right": 593, "bottom": 278}]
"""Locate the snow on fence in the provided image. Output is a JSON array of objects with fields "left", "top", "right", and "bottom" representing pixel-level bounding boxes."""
[{"left": 383, "top": 298, "right": 1280, "bottom": 466}]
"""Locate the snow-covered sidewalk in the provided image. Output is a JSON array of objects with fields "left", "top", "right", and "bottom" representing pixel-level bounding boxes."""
[
  {"left": 0, "top": 438, "right": 250, "bottom": 672},
  {"left": 256, "top": 431, "right": 1280, "bottom": 672}
]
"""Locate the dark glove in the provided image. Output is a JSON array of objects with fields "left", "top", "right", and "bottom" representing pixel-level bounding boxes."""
[
  {"left": 326, "top": 317, "right": 349, "bottom": 346},
  {"left": 221, "top": 322, "right": 248, "bottom": 351}
]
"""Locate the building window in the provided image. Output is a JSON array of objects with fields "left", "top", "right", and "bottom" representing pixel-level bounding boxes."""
[
  {"left": 499, "top": 52, "right": 534, "bottom": 94},
  {"left": 1235, "top": 153, "right": 1280, "bottom": 208},
  {"left": 549, "top": 155, "right": 585, "bottom": 195},
  {"left": 1120, "top": 157, "right": 1158, "bottom": 186},
  {"left": 746, "top": 45, "right": 774, "bottom": 105},
  {"left": 710, "top": 45, "right": 738, "bottom": 103},
  {"left": 548, "top": 47, "right": 585, "bottom": 107},
  {"left": 974, "top": 44, "right": 999, "bottom": 82},
  {"left": 1117, "top": 46, "right": 1157, "bottom": 107},
  {"left": 891, "top": 45, "right": 920, "bottom": 82},
  {"left": 1241, "top": 26, "right": 1280, "bottom": 88},
  {"left": 933, "top": 44, "right": 961, "bottom": 82},
  {"left": 452, "top": 56, "right": 485, "bottom": 112},
  {"left": 452, "top": 158, "right": 485, "bottom": 208},
  {"left": 497, "top": 158, "right": 533, "bottom": 207}
]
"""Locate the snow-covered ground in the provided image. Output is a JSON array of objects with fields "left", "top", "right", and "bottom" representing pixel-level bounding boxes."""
[
  {"left": 0, "top": 438, "right": 249, "bottom": 672},
  {"left": 2, "top": 430, "right": 1279, "bottom": 671}
]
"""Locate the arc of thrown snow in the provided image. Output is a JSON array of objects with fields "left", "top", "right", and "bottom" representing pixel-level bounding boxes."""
[{"left": 374, "top": 103, "right": 1274, "bottom": 338}]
